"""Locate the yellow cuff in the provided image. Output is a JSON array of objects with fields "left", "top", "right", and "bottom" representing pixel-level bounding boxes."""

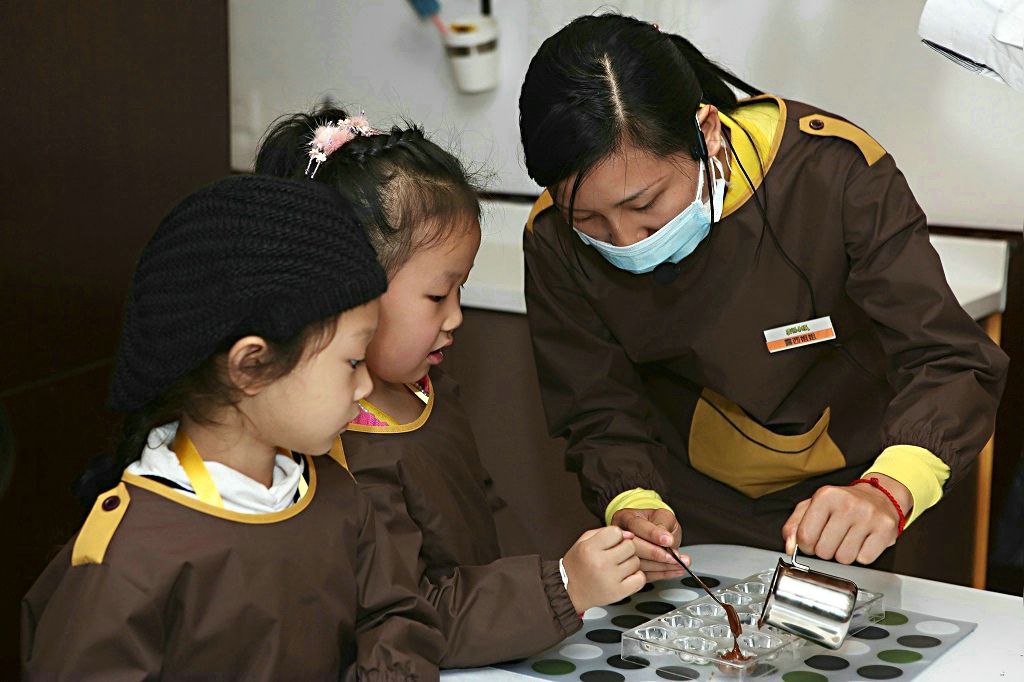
[
  {"left": 862, "top": 445, "right": 950, "bottom": 527},
  {"left": 604, "top": 488, "right": 674, "bottom": 526}
]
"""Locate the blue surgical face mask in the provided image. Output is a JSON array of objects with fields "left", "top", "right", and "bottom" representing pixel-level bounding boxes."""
[{"left": 573, "top": 155, "right": 727, "bottom": 274}]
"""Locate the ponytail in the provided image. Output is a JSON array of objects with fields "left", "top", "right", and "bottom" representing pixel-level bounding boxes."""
[
  {"left": 665, "top": 34, "right": 762, "bottom": 111},
  {"left": 72, "top": 401, "right": 176, "bottom": 513}
]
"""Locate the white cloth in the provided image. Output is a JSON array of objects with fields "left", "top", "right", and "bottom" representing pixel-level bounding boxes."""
[
  {"left": 919, "top": 0, "right": 1024, "bottom": 92},
  {"left": 125, "top": 422, "right": 304, "bottom": 514}
]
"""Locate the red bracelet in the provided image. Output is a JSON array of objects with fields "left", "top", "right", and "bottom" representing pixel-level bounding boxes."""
[{"left": 850, "top": 477, "right": 906, "bottom": 536}]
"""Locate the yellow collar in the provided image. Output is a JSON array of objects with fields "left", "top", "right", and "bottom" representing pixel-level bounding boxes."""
[
  {"left": 348, "top": 377, "right": 435, "bottom": 434},
  {"left": 172, "top": 428, "right": 226, "bottom": 508},
  {"left": 718, "top": 95, "right": 787, "bottom": 218},
  {"left": 171, "top": 429, "right": 321, "bottom": 507}
]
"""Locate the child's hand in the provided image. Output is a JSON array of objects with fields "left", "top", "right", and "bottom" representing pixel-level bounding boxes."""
[{"left": 562, "top": 526, "right": 645, "bottom": 614}]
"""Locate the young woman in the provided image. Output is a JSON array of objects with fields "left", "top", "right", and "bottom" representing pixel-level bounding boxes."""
[{"left": 517, "top": 13, "right": 1008, "bottom": 574}]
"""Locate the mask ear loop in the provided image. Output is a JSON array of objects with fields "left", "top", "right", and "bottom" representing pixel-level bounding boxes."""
[
  {"left": 693, "top": 114, "right": 709, "bottom": 160},
  {"left": 651, "top": 115, "right": 718, "bottom": 286},
  {"left": 694, "top": 114, "right": 716, "bottom": 227}
]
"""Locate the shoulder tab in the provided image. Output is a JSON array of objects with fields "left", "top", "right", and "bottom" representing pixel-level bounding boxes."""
[
  {"left": 525, "top": 191, "right": 554, "bottom": 234},
  {"left": 799, "top": 114, "right": 886, "bottom": 166},
  {"left": 327, "top": 436, "right": 352, "bottom": 476},
  {"left": 72, "top": 483, "right": 130, "bottom": 566}
]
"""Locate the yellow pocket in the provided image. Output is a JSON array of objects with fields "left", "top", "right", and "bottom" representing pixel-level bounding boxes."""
[{"left": 689, "top": 388, "right": 846, "bottom": 498}]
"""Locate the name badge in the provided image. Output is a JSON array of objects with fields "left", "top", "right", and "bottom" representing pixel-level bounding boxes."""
[{"left": 764, "top": 316, "right": 836, "bottom": 353}]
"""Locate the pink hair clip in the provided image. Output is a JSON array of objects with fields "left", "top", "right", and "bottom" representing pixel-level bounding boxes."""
[{"left": 305, "top": 111, "right": 384, "bottom": 178}]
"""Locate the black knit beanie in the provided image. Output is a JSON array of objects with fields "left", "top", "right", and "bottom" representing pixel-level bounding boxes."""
[{"left": 108, "top": 174, "right": 387, "bottom": 413}]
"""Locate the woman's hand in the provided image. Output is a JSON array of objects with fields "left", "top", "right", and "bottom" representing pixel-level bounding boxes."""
[
  {"left": 782, "top": 474, "right": 912, "bottom": 565},
  {"left": 563, "top": 526, "right": 646, "bottom": 614},
  {"left": 610, "top": 507, "right": 688, "bottom": 580}
]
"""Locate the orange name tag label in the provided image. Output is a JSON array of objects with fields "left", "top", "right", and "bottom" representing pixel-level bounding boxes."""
[{"left": 764, "top": 316, "right": 836, "bottom": 353}]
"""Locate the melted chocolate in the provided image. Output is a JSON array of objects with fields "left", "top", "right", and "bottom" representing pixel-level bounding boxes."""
[
  {"left": 724, "top": 603, "right": 742, "bottom": 638},
  {"left": 721, "top": 641, "right": 750, "bottom": 662},
  {"left": 660, "top": 546, "right": 748, "bottom": 662},
  {"left": 720, "top": 604, "right": 749, "bottom": 668}
]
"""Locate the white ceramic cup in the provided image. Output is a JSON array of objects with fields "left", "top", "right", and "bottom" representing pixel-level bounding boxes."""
[{"left": 444, "top": 15, "right": 500, "bottom": 93}]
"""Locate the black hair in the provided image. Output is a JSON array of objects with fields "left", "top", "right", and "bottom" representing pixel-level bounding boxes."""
[
  {"left": 518, "top": 13, "right": 762, "bottom": 231},
  {"left": 73, "top": 318, "right": 337, "bottom": 513},
  {"left": 255, "top": 105, "right": 481, "bottom": 276}
]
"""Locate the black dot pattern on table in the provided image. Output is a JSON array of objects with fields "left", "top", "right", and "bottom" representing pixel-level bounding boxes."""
[
  {"left": 853, "top": 625, "right": 891, "bottom": 640},
  {"left": 585, "top": 629, "right": 622, "bottom": 644},
  {"left": 680, "top": 575, "right": 720, "bottom": 589},
  {"left": 654, "top": 665, "right": 700, "bottom": 680},
  {"left": 857, "top": 663, "right": 905, "bottom": 679},
  {"left": 580, "top": 671, "right": 625, "bottom": 682},
  {"left": 606, "top": 655, "right": 646, "bottom": 670},
  {"left": 610, "top": 614, "right": 648, "bottom": 629},
  {"left": 639, "top": 583, "right": 655, "bottom": 592},
  {"left": 634, "top": 601, "right": 674, "bottom": 615},
  {"left": 897, "top": 634, "right": 941, "bottom": 648},
  {"left": 804, "top": 654, "right": 850, "bottom": 671},
  {"left": 610, "top": 596, "right": 632, "bottom": 606},
  {"left": 499, "top": 582, "right": 970, "bottom": 682}
]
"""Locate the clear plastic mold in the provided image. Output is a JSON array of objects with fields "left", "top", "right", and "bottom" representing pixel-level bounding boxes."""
[{"left": 621, "top": 570, "right": 885, "bottom": 678}]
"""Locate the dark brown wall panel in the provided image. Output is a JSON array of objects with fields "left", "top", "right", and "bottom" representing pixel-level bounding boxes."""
[
  {"left": 0, "top": 1, "right": 229, "bottom": 674},
  {"left": 0, "top": 1, "right": 230, "bottom": 391}
]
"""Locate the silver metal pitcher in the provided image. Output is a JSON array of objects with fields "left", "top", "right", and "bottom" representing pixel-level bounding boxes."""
[{"left": 758, "top": 548, "right": 859, "bottom": 649}]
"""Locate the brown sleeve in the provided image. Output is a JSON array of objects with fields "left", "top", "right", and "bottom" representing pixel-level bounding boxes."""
[
  {"left": 348, "top": 489, "right": 446, "bottom": 682},
  {"left": 841, "top": 153, "right": 1009, "bottom": 488},
  {"left": 21, "top": 543, "right": 164, "bottom": 678},
  {"left": 523, "top": 219, "right": 671, "bottom": 517},
  {"left": 423, "top": 556, "right": 582, "bottom": 668},
  {"left": 363, "top": 458, "right": 581, "bottom": 667}
]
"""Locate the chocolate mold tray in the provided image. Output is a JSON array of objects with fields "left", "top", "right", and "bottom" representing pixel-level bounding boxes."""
[{"left": 621, "top": 569, "right": 885, "bottom": 677}]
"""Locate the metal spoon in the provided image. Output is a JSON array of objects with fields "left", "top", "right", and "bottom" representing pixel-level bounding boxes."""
[{"left": 663, "top": 546, "right": 742, "bottom": 637}]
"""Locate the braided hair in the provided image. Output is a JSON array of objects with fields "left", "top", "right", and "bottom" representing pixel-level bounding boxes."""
[{"left": 256, "top": 106, "right": 481, "bottom": 276}]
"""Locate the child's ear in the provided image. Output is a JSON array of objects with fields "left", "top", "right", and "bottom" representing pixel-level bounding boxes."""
[{"left": 226, "top": 335, "right": 272, "bottom": 395}]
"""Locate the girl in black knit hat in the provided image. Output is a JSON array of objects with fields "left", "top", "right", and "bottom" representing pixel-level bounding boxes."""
[
  {"left": 256, "top": 108, "right": 644, "bottom": 668},
  {"left": 21, "top": 175, "right": 445, "bottom": 680}
]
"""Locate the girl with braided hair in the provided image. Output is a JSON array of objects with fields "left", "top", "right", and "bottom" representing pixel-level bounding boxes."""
[{"left": 256, "top": 106, "right": 646, "bottom": 667}]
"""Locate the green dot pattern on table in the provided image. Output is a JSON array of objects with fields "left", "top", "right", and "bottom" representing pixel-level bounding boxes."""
[
  {"left": 877, "top": 610, "right": 910, "bottom": 625},
  {"left": 878, "top": 648, "right": 924, "bottom": 664},
  {"left": 531, "top": 659, "right": 576, "bottom": 675},
  {"left": 782, "top": 672, "right": 829, "bottom": 682},
  {"left": 496, "top": 572, "right": 974, "bottom": 682}
]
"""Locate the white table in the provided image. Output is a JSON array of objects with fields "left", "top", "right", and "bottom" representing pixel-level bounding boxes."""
[{"left": 441, "top": 544, "right": 1023, "bottom": 681}]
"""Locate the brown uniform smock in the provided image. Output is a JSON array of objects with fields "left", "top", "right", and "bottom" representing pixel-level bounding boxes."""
[
  {"left": 21, "top": 454, "right": 445, "bottom": 681},
  {"left": 523, "top": 97, "right": 1009, "bottom": 549},
  {"left": 342, "top": 370, "right": 582, "bottom": 668}
]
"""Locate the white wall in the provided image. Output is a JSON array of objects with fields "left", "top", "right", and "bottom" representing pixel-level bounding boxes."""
[{"left": 231, "top": 0, "right": 1024, "bottom": 231}]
